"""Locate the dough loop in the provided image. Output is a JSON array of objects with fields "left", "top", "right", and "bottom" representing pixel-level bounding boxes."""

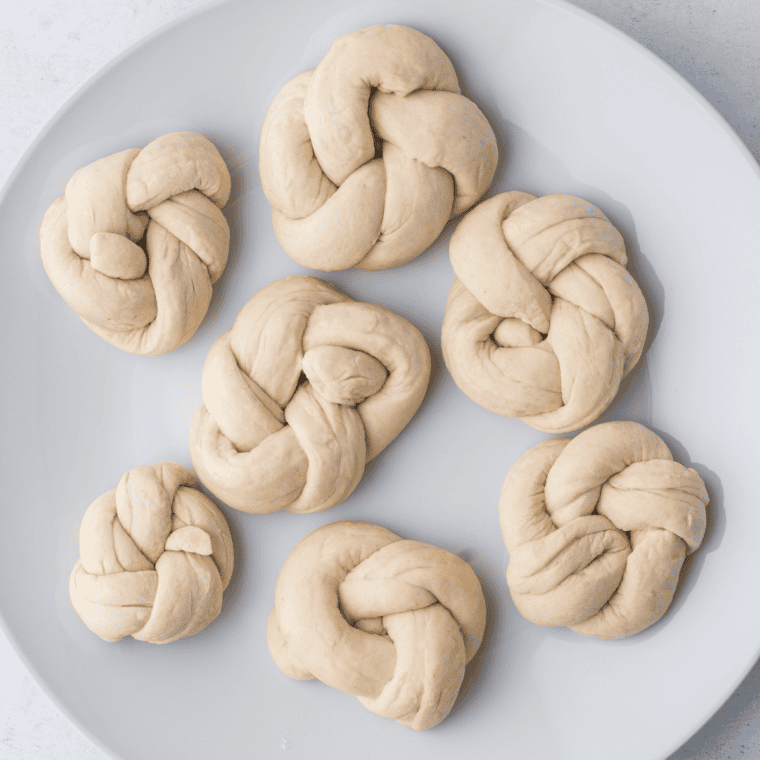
[
  {"left": 259, "top": 24, "right": 498, "bottom": 271},
  {"left": 40, "top": 132, "right": 231, "bottom": 355},
  {"left": 499, "top": 421, "right": 708, "bottom": 638},
  {"left": 69, "top": 462, "right": 234, "bottom": 644},
  {"left": 442, "top": 192, "right": 649, "bottom": 433},
  {"left": 190, "top": 276, "right": 431, "bottom": 514},
  {"left": 268, "top": 520, "right": 486, "bottom": 729}
]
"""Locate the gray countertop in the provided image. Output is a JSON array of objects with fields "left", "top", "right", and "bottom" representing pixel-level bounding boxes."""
[{"left": 1, "top": 1, "right": 758, "bottom": 758}]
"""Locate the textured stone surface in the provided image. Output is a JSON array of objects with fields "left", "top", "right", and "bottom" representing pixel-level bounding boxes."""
[
  {"left": 1, "top": 1, "right": 758, "bottom": 758},
  {"left": 568, "top": 0, "right": 760, "bottom": 163},
  {"left": 0, "top": 0, "right": 212, "bottom": 186}
]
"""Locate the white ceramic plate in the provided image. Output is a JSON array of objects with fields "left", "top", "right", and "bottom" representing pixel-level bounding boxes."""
[{"left": 1, "top": 1, "right": 759, "bottom": 758}]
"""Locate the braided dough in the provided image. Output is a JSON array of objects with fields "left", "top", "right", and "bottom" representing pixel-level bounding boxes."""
[
  {"left": 268, "top": 520, "right": 486, "bottom": 730},
  {"left": 259, "top": 24, "right": 498, "bottom": 271},
  {"left": 190, "top": 276, "right": 431, "bottom": 514},
  {"left": 499, "top": 421, "right": 708, "bottom": 638},
  {"left": 442, "top": 192, "right": 649, "bottom": 432},
  {"left": 40, "top": 132, "right": 231, "bottom": 355},
  {"left": 69, "top": 462, "right": 234, "bottom": 644}
]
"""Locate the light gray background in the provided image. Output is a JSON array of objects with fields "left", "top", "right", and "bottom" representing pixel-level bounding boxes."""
[{"left": 0, "top": 1, "right": 758, "bottom": 758}]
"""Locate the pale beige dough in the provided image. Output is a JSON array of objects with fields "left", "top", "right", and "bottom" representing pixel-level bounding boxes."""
[
  {"left": 442, "top": 191, "right": 650, "bottom": 433},
  {"left": 189, "top": 276, "right": 431, "bottom": 514},
  {"left": 259, "top": 24, "right": 498, "bottom": 271},
  {"left": 267, "top": 520, "right": 486, "bottom": 730},
  {"left": 69, "top": 462, "right": 234, "bottom": 644},
  {"left": 40, "top": 132, "right": 231, "bottom": 356},
  {"left": 499, "top": 421, "right": 709, "bottom": 638}
]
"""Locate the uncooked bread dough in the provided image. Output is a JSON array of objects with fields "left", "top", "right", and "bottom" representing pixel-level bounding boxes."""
[
  {"left": 40, "top": 132, "right": 231, "bottom": 355},
  {"left": 69, "top": 462, "right": 234, "bottom": 644},
  {"left": 267, "top": 520, "right": 487, "bottom": 730},
  {"left": 442, "top": 192, "right": 649, "bottom": 433},
  {"left": 259, "top": 24, "right": 498, "bottom": 271},
  {"left": 499, "top": 421, "right": 709, "bottom": 638},
  {"left": 189, "top": 276, "right": 431, "bottom": 514}
]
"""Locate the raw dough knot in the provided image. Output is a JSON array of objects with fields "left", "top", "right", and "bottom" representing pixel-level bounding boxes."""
[
  {"left": 259, "top": 24, "right": 498, "bottom": 271},
  {"left": 189, "top": 276, "right": 431, "bottom": 514},
  {"left": 69, "top": 462, "right": 234, "bottom": 643},
  {"left": 499, "top": 421, "right": 708, "bottom": 638},
  {"left": 442, "top": 192, "right": 649, "bottom": 433},
  {"left": 267, "top": 520, "right": 486, "bottom": 730},
  {"left": 40, "top": 132, "right": 231, "bottom": 355}
]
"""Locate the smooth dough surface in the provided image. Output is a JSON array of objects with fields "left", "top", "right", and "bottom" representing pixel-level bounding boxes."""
[
  {"left": 499, "top": 421, "right": 709, "bottom": 638},
  {"left": 442, "top": 192, "right": 649, "bottom": 433},
  {"left": 40, "top": 132, "right": 231, "bottom": 356},
  {"left": 267, "top": 520, "right": 487, "bottom": 730},
  {"left": 189, "top": 275, "right": 431, "bottom": 515},
  {"left": 69, "top": 462, "right": 234, "bottom": 644},
  {"left": 259, "top": 24, "right": 498, "bottom": 271}
]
